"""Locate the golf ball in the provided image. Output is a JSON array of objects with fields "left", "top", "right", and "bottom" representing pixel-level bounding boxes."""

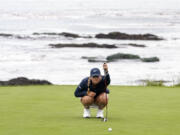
[{"left": 108, "top": 128, "right": 112, "bottom": 132}]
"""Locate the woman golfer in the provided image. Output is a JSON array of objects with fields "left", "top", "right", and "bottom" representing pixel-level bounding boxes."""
[{"left": 74, "top": 63, "right": 110, "bottom": 118}]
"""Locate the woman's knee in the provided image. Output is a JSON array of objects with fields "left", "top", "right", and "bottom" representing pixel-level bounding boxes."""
[
  {"left": 81, "top": 96, "right": 94, "bottom": 106},
  {"left": 95, "top": 93, "right": 108, "bottom": 105}
]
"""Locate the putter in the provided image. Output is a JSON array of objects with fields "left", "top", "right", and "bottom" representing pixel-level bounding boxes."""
[
  {"left": 102, "top": 63, "right": 108, "bottom": 122},
  {"left": 103, "top": 86, "right": 108, "bottom": 122}
]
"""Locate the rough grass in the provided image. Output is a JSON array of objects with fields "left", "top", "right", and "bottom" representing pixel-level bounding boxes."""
[
  {"left": 0, "top": 85, "right": 180, "bottom": 135},
  {"left": 145, "top": 80, "right": 164, "bottom": 86}
]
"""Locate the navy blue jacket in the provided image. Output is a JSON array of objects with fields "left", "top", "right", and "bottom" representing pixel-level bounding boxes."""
[{"left": 74, "top": 73, "right": 111, "bottom": 97}]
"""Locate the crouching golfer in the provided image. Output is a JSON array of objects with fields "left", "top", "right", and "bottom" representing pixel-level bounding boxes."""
[{"left": 74, "top": 63, "right": 110, "bottom": 118}]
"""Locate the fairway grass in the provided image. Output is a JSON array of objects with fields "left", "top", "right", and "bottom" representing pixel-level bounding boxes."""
[{"left": 0, "top": 85, "right": 180, "bottom": 135}]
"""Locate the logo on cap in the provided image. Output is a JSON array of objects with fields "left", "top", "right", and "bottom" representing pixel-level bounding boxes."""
[{"left": 90, "top": 68, "right": 101, "bottom": 77}]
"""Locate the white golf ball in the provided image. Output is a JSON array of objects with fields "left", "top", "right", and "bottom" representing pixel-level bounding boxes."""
[{"left": 108, "top": 128, "right": 112, "bottom": 132}]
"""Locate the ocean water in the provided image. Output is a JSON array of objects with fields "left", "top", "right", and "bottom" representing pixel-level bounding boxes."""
[{"left": 0, "top": 0, "right": 180, "bottom": 85}]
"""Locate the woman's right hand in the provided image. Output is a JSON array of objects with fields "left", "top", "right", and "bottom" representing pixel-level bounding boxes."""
[{"left": 87, "top": 91, "right": 96, "bottom": 97}]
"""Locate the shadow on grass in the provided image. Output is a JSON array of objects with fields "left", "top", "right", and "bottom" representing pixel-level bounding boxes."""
[{"left": 71, "top": 115, "right": 123, "bottom": 123}]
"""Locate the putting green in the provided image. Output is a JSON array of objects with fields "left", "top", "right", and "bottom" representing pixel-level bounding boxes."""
[{"left": 0, "top": 85, "right": 180, "bottom": 135}]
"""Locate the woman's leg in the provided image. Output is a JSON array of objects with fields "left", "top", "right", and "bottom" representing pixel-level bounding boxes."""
[
  {"left": 95, "top": 92, "right": 108, "bottom": 109},
  {"left": 81, "top": 96, "right": 94, "bottom": 109}
]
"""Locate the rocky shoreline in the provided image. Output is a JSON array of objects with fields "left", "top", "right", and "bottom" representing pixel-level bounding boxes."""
[
  {"left": 33, "top": 32, "right": 92, "bottom": 38},
  {"left": 82, "top": 53, "right": 160, "bottom": 63},
  {"left": 34, "top": 31, "right": 164, "bottom": 40},
  {"left": 49, "top": 42, "right": 147, "bottom": 49},
  {"left": 0, "top": 77, "right": 52, "bottom": 86},
  {"left": 1, "top": 31, "right": 162, "bottom": 64},
  {"left": 0, "top": 31, "right": 164, "bottom": 41},
  {"left": 95, "top": 32, "right": 164, "bottom": 40},
  {"left": 49, "top": 42, "right": 118, "bottom": 49},
  {"left": 121, "top": 43, "right": 146, "bottom": 48}
]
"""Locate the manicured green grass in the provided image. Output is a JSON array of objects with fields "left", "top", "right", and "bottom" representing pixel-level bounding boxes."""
[{"left": 0, "top": 85, "right": 180, "bottom": 135}]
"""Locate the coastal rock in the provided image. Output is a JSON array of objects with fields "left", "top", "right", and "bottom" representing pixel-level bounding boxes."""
[
  {"left": 0, "top": 33, "right": 34, "bottom": 40},
  {"left": 81, "top": 56, "right": 98, "bottom": 59},
  {"left": 88, "top": 59, "right": 107, "bottom": 63},
  {"left": 106, "top": 53, "right": 140, "bottom": 61},
  {"left": 82, "top": 56, "right": 107, "bottom": 63},
  {"left": 0, "top": 77, "right": 52, "bottom": 86},
  {"left": 140, "top": 57, "right": 160, "bottom": 62},
  {"left": 33, "top": 32, "right": 92, "bottom": 38},
  {"left": 49, "top": 43, "right": 118, "bottom": 49},
  {"left": 121, "top": 43, "right": 146, "bottom": 48},
  {"left": 82, "top": 53, "right": 160, "bottom": 63},
  {"left": 0, "top": 33, "right": 13, "bottom": 37},
  {"left": 95, "top": 32, "right": 163, "bottom": 40}
]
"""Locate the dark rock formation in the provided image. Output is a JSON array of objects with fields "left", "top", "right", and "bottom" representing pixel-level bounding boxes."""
[
  {"left": 83, "top": 53, "right": 160, "bottom": 63},
  {"left": 95, "top": 32, "right": 163, "bottom": 40},
  {"left": 140, "top": 57, "right": 160, "bottom": 62},
  {"left": 0, "top": 33, "right": 34, "bottom": 40},
  {"left": 0, "top": 33, "right": 13, "bottom": 37},
  {"left": 122, "top": 43, "right": 146, "bottom": 48},
  {"left": 106, "top": 53, "right": 140, "bottom": 61},
  {"left": 81, "top": 56, "right": 98, "bottom": 59},
  {"left": 88, "top": 59, "right": 107, "bottom": 63},
  {"left": 82, "top": 56, "right": 107, "bottom": 63},
  {"left": 33, "top": 32, "right": 79, "bottom": 38},
  {"left": 0, "top": 77, "right": 52, "bottom": 86},
  {"left": 33, "top": 32, "right": 92, "bottom": 38},
  {"left": 49, "top": 43, "right": 118, "bottom": 49}
]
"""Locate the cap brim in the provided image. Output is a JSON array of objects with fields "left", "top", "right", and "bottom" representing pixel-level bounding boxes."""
[{"left": 91, "top": 73, "right": 101, "bottom": 77}]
